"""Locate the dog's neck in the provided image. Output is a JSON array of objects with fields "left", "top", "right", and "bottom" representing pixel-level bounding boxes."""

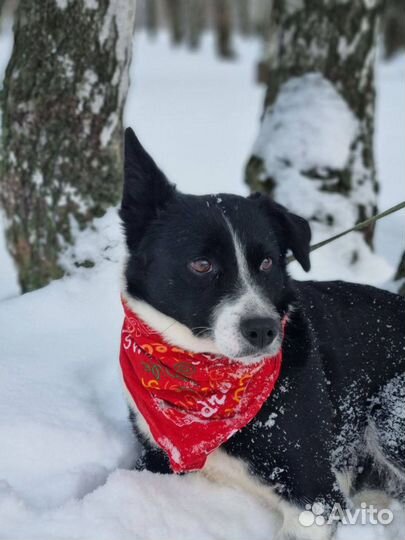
[{"left": 121, "top": 290, "right": 221, "bottom": 354}]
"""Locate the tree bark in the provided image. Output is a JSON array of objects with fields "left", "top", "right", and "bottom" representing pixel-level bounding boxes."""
[
  {"left": 236, "top": 0, "right": 251, "bottom": 36},
  {"left": 145, "top": 0, "right": 159, "bottom": 37},
  {"left": 0, "top": 0, "right": 136, "bottom": 292},
  {"left": 165, "top": 0, "right": 184, "bottom": 45},
  {"left": 383, "top": 0, "right": 405, "bottom": 58},
  {"left": 213, "top": 0, "right": 235, "bottom": 59},
  {"left": 246, "top": 0, "right": 382, "bottom": 251},
  {"left": 395, "top": 251, "right": 405, "bottom": 296},
  {"left": 186, "top": 0, "right": 205, "bottom": 50},
  {"left": 250, "top": 0, "right": 273, "bottom": 39}
]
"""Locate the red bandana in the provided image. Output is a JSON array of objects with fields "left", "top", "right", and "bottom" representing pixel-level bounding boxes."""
[{"left": 120, "top": 300, "right": 284, "bottom": 473}]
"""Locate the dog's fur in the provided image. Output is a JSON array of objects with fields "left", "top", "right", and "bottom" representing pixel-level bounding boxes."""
[{"left": 120, "top": 128, "right": 405, "bottom": 539}]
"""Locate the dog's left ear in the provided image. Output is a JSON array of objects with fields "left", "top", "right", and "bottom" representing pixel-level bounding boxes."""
[
  {"left": 120, "top": 128, "right": 175, "bottom": 250},
  {"left": 256, "top": 195, "right": 311, "bottom": 271}
]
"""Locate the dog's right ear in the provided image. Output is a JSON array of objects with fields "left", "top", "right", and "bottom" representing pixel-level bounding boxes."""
[{"left": 120, "top": 128, "right": 175, "bottom": 250}]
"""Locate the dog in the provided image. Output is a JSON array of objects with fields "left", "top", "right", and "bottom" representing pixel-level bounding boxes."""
[{"left": 119, "top": 127, "right": 405, "bottom": 540}]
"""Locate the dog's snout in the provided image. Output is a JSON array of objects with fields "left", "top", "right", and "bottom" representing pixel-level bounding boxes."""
[{"left": 240, "top": 317, "right": 278, "bottom": 349}]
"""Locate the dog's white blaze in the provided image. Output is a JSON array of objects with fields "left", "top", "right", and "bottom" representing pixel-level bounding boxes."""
[
  {"left": 228, "top": 220, "right": 271, "bottom": 308},
  {"left": 212, "top": 219, "right": 281, "bottom": 361}
]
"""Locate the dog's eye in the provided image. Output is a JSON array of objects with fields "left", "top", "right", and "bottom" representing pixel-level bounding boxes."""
[
  {"left": 189, "top": 259, "right": 213, "bottom": 274},
  {"left": 259, "top": 257, "right": 273, "bottom": 272}
]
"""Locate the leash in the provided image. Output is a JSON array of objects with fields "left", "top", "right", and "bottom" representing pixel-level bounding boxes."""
[{"left": 287, "top": 201, "right": 405, "bottom": 264}]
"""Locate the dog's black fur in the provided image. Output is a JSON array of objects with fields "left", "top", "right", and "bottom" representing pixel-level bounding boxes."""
[{"left": 121, "top": 128, "right": 405, "bottom": 535}]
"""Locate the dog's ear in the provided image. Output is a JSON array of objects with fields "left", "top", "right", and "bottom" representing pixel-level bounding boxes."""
[
  {"left": 120, "top": 128, "right": 175, "bottom": 250},
  {"left": 256, "top": 195, "right": 311, "bottom": 271}
]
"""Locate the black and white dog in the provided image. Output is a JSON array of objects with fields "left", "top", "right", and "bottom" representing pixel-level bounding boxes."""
[{"left": 120, "top": 128, "right": 405, "bottom": 540}]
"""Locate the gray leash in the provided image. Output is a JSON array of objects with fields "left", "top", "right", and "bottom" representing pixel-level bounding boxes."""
[{"left": 287, "top": 200, "right": 405, "bottom": 264}]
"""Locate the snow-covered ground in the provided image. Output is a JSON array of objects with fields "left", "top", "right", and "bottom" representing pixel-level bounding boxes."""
[{"left": 0, "top": 30, "right": 404, "bottom": 540}]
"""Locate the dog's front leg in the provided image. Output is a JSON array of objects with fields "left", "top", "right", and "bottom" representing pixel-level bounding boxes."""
[{"left": 272, "top": 462, "right": 345, "bottom": 540}]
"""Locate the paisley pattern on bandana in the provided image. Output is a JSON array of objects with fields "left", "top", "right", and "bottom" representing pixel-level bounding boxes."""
[{"left": 120, "top": 299, "right": 284, "bottom": 473}]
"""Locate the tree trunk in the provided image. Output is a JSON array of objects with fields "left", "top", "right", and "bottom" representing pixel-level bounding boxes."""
[
  {"left": 383, "top": 0, "right": 405, "bottom": 58},
  {"left": 395, "top": 251, "right": 405, "bottom": 296},
  {"left": 0, "top": 0, "right": 136, "bottom": 292},
  {"left": 236, "top": 0, "right": 251, "bottom": 36},
  {"left": 250, "top": 0, "right": 273, "bottom": 39},
  {"left": 186, "top": 0, "right": 205, "bottom": 50},
  {"left": 165, "top": 0, "right": 185, "bottom": 45},
  {"left": 246, "top": 0, "right": 382, "bottom": 254},
  {"left": 145, "top": 0, "right": 159, "bottom": 37},
  {"left": 213, "top": 0, "right": 235, "bottom": 59}
]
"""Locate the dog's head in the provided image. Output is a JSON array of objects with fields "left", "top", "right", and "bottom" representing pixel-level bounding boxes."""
[{"left": 120, "top": 128, "right": 311, "bottom": 363}]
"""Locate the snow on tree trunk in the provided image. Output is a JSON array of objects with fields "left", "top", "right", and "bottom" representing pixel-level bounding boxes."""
[
  {"left": 245, "top": 0, "right": 382, "bottom": 265},
  {"left": 0, "top": 0, "right": 136, "bottom": 292}
]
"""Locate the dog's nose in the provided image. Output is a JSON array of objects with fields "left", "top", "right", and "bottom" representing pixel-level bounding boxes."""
[{"left": 240, "top": 317, "right": 278, "bottom": 349}]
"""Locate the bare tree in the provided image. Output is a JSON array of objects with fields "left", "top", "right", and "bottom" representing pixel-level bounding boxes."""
[
  {"left": 165, "top": 0, "right": 184, "bottom": 44},
  {"left": 383, "top": 0, "right": 405, "bottom": 58},
  {"left": 246, "top": 0, "right": 382, "bottom": 259},
  {"left": 213, "top": 0, "right": 235, "bottom": 59},
  {"left": 236, "top": 0, "right": 251, "bottom": 36},
  {"left": 0, "top": 0, "right": 136, "bottom": 291},
  {"left": 186, "top": 0, "right": 205, "bottom": 49},
  {"left": 145, "top": 0, "right": 159, "bottom": 36}
]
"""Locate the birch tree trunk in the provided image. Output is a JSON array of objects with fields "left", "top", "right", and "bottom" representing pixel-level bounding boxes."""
[
  {"left": 246, "top": 0, "right": 382, "bottom": 256},
  {"left": 395, "top": 252, "right": 405, "bottom": 296},
  {"left": 0, "top": 0, "right": 136, "bottom": 292}
]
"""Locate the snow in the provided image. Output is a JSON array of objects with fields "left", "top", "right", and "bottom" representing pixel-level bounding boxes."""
[
  {"left": 252, "top": 73, "right": 358, "bottom": 172},
  {"left": 0, "top": 30, "right": 404, "bottom": 539},
  {"left": 77, "top": 69, "right": 98, "bottom": 109},
  {"left": 59, "top": 53, "right": 75, "bottom": 81},
  {"left": 84, "top": 0, "right": 98, "bottom": 9},
  {"left": 374, "top": 52, "right": 405, "bottom": 273},
  {"left": 99, "top": 0, "right": 136, "bottom": 106},
  {"left": 250, "top": 70, "right": 398, "bottom": 285},
  {"left": 124, "top": 33, "right": 262, "bottom": 196},
  {"left": 100, "top": 112, "right": 118, "bottom": 147},
  {"left": 54, "top": 0, "right": 70, "bottom": 10},
  {"left": 0, "top": 469, "right": 277, "bottom": 540}
]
